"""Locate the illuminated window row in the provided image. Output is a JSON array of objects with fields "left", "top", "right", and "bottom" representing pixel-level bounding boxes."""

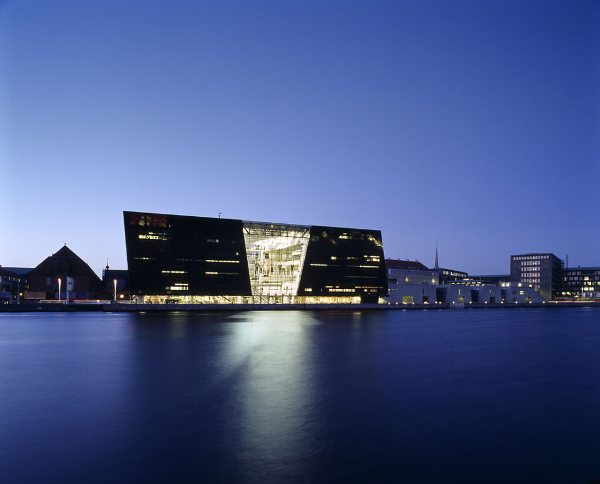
[
  {"left": 327, "top": 255, "right": 380, "bottom": 262},
  {"left": 205, "top": 271, "right": 239, "bottom": 275},
  {"left": 514, "top": 255, "right": 551, "bottom": 261},
  {"left": 161, "top": 270, "right": 187, "bottom": 274},
  {"left": 138, "top": 234, "right": 171, "bottom": 241}
]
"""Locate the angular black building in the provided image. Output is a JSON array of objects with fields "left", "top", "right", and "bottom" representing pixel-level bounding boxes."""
[{"left": 124, "top": 211, "right": 388, "bottom": 303}]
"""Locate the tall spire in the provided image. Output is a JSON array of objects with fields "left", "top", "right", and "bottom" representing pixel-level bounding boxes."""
[{"left": 434, "top": 239, "right": 439, "bottom": 269}]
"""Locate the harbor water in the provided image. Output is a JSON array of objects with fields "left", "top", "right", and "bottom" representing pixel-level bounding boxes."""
[{"left": 1, "top": 308, "right": 599, "bottom": 483}]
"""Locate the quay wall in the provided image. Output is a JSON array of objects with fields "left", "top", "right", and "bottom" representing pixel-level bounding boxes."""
[
  {"left": 1, "top": 302, "right": 598, "bottom": 312},
  {"left": 103, "top": 302, "right": 599, "bottom": 312}
]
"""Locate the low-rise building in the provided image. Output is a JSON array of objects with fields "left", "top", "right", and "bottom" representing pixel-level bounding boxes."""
[
  {"left": 102, "top": 266, "right": 130, "bottom": 301},
  {"left": 431, "top": 267, "right": 468, "bottom": 284},
  {"left": 438, "top": 284, "right": 504, "bottom": 304},
  {"left": 499, "top": 282, "right": 548, "bottom": 304},
  {"left": 562, "top": 267, "right": 600, "bottom": 299},
  {"left": 26, "top": 245, "right": 105, "bottom": 300},
  {"left": 386, "top": 283, "right": 504, "bottom": 305},
  {"left": 385, "top": 258, "right": 438, "bottom": 285},
  {"left": 468, "top": 274, "right": 511, "bottom": 285},
  {"left": 386, "top": 281, "right": 545, "bottom": 305},
  {"left": 0, "top": 267, "right": 30, "bottom": 303}
]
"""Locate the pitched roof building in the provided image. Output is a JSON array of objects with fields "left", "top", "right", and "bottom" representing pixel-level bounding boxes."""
[{"left": 26, "top": 245, "right": 105, "bottom": 300}]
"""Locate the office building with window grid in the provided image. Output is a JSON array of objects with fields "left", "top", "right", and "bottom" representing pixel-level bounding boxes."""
[{"left": 510, "top": 253, "right": 563, "bottom": 301}]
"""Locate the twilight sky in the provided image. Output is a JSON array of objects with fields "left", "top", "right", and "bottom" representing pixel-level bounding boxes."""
[{"left": 1, "top": 0, "right": 598, "bottom": 276}]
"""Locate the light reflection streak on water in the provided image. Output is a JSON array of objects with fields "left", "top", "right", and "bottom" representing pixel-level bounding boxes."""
[{"left": 223, "top": 311, "right": 318, "bottom": 478}]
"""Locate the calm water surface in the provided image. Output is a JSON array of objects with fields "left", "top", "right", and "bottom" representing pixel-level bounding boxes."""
[{"left": 0, "top": 308, "right": 599, "bottom": 483}]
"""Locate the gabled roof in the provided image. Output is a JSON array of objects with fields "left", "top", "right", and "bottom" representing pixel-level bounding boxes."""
[{"left": 29, "top": 245, "right": 102, "bottom": 283}]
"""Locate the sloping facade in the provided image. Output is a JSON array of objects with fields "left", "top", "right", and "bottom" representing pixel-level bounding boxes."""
[{"left": 124, "top": 211, "right": 388, "bottom": 303}]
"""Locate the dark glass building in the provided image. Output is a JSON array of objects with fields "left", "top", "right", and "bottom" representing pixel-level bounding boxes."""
[{"left": 124, "top": 211, "right": 388, "bottom": 303}]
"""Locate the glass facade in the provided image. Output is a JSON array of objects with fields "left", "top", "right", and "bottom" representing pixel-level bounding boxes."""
[{"left": 243, "top": 222, "right": 310, "bottom": 297}]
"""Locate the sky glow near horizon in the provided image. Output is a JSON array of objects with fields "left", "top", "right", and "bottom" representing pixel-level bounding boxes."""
[{"left": 1, "top": 0, "right": 599, "bottom": 277}]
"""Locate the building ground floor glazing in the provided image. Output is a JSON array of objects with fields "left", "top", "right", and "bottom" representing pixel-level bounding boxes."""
[{"left": 137, "top": 295, "right": 366, "bottom": 305}]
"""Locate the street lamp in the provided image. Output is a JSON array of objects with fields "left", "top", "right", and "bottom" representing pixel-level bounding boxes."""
[
  {"left": 114, "top": 279, "right": 117, "bottom": 303},
  {"left": 58, "top": 278, "right": 61, "bottom": 303}
]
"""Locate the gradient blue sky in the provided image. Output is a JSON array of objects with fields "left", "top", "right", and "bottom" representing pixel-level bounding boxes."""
[{"left": 1, "top": 0, "right": 598, "bottom": 276}]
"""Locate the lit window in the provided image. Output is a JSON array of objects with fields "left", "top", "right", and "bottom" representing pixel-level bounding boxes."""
[{"left": 169, "top": 284, "right": 188, "bottom": 291}]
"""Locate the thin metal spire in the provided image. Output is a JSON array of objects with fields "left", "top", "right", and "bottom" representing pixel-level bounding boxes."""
[{"left": 434, "top": 239, "right": 439, "bottom": 269}]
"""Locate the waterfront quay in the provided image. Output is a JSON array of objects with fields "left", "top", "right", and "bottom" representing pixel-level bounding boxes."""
[{"left": 2, "top": 301, "right": 599, "bottom": 312}]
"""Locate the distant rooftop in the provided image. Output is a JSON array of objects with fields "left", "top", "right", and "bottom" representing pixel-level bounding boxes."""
[
  {"left": 469, "top": 274, "right": 510, "bottom": 279},
  {"left": 511, "top": 253, "right": 560, "bottom": 257},
  {"left": 385, "top": 259, "right": 430, "bottom": 271},
  {"left": 0, "top": 267, "right": 33, "bottom": 275}
]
